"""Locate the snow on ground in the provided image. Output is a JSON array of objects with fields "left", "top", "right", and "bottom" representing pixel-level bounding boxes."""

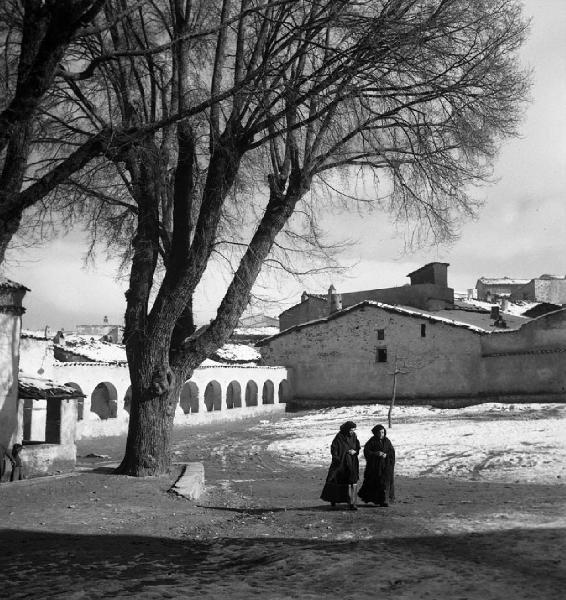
[{"left": 262, "top": 403, "right": 566, "bottom": 484}]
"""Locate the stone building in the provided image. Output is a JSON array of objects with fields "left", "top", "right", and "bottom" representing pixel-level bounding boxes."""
[
  {"left": 279, "top": 262, "right": 454, "bottom": 330},
  {"left": 475, "top": 277, "right": 531, "bottom": 301},
  {"left": 510, "top": 275, "right": 566, "bottom": 305},
  {"left": 76, "top": 316, "right": 124, "bottom": 343},
  {"left": 259, "top": 300, "right": 566, "bottom": 408}
]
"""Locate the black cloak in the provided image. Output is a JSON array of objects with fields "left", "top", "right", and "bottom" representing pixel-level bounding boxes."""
[
  {"left": 358, "top": 425, "right": 395, "bottom": 505},
  {"left": 320, "top": 422, "right": 361, "bottom": 504}
]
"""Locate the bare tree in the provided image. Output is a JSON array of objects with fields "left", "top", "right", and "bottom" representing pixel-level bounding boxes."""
[
  {"left": 9, "top": 0, "right": 530, "bottom": 475},
  {"left": 0, "top": 0, "right": 111, "bottom": 261}
]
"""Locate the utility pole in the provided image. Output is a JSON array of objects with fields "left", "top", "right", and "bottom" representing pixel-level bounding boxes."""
[{"left": 388, "top": 354, "right": 407, "bottom": 428}]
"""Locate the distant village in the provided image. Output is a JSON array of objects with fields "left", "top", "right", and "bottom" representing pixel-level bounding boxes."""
[{"left": 1, "top": 262, "right": 566, "bottom": 479}]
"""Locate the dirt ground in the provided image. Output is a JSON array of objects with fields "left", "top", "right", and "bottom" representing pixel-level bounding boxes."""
[{"left": 0, "top": 412, "right": 565, "bottom": 600}]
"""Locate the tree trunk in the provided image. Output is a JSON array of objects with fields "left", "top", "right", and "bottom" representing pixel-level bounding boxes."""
[{"left": 117, "top": 358, "right": 187, "bottom": 476}]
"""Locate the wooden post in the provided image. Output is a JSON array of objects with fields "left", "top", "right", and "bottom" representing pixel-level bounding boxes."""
[{"left": 388, "top": 355, "right": 399, "bottom": 429}]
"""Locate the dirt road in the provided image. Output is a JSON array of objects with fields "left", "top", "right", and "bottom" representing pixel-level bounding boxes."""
[{"left": 0, "top": 411, "right": 564, "bottom": 599}]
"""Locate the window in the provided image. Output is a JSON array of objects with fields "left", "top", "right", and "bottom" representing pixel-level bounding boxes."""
[
  {"left": 376, "top": 348, "right": 388, "bottom": 363},
  {"left": 377, "top": 329, "right": 385, "bottom": 340},
  {"left": 421, "top": 324, "right": 426, "bottom": 337}
]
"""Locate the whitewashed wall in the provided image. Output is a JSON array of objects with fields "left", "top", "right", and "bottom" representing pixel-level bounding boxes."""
[{"left": 53, "top": 362, "right": 289, "bottom": 439}]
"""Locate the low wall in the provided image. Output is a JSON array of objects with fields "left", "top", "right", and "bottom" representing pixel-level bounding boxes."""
[{"left": 20, "top": 442, "right": 76, "bottom": 477}]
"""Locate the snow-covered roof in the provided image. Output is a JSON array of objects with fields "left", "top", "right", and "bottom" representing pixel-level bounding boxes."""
[
  {"left": 258, "top": 300, "right": 490, "bottom": 345},
  {"left": 457, "top": 298, "right": 538, "bottom": 318},
  {"left": 233, "top": 326, "right": 279, "bottom": 337},
  {"left": 0, "top": 277, "right": 29, "bottom": 290},
  {"left": 212, "top": 343, "right": 261, "bottom": 364},
  {"left": 18, "top": 374, "right": 85, "bottom": 399},
  {"left": 476, "top": 277, "right": 530, "bottom": 286},
  {"left": 54, "top": 335, "right": 260, "bottom": 366},
  {"left": 21, "top": 329, "right": 51, "bottom": 340},
  {"left": 55, "top": 335, "right": 127, "bottom": 363}
]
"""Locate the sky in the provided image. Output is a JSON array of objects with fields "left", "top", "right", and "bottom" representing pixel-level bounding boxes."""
[{"left": 6, "top": 0, "right": 566, "bottom": 332}]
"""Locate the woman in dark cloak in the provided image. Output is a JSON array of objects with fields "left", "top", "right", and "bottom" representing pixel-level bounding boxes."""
[
  {"left": 320, "top": 421, "right": 360, "bottom": 510},
  {"left": 358, "top": 424, "right": 395, "bottom": 507}
]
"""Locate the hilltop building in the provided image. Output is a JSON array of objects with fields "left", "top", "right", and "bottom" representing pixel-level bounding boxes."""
[
  {"left": 76, "top": 316, "right": 124, "bottom": 343},
  {"left": 280, "top": 262, "right": 454, "bottom": 330},
  {"left": 509, "top": 275, "right": 566, "bottom": 305},
  {"left": 476, "top": 274, "right": 566, "bottom": 305}
]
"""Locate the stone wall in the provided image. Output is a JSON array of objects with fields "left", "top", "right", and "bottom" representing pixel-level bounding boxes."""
[
  {"left": 16, "top": 396, "right": 77, "bottom": 476},
  {"left": 341, "top": 283, "right": 454, "bottom": 311},
  {"left": 511, "top": 279, "right": 566, "bottom": 304},
  {"left": 279, "top": 297, "right": 328, "bottom": 331},
  {"left": 479, "top": 310, "right": 566, "bottom": 401}
]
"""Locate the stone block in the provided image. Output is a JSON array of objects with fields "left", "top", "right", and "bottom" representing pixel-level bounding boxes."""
[{"left": 169, "top": 462, "right": 205, "bottom": 500}]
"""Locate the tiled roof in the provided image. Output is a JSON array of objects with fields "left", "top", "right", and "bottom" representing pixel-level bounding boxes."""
[
  {"left": 0, "top": 277, "right": 29, "bottom": 291},
  {"left": 18, "top": 374, "right": 85, "bottom": 399}
]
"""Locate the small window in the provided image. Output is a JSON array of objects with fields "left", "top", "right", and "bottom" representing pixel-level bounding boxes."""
[
  {"left": 421, "top": 324, "right": 426, "bottom": 337},
  {"left": 377, "top": 329, "right": 385, "bottom": 340},
  {"left": 376, "top": 348, "right": 388, "bottom": 363}
]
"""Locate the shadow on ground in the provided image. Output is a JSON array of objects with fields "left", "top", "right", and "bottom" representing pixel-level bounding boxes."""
[{"left": 0, "top": 527, "right": 564, "bottom": 599}]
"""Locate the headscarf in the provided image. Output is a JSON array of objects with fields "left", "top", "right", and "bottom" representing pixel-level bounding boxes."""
[
  {"left": 339, "top": 421, "right": 357, "bottom": 434},
  {"left": 372, "top": 424, "right": 386, "bottom": 437}
]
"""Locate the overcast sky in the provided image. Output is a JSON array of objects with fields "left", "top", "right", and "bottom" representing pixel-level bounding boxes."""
[{"left": 7, "top": 0, "right": 566, "bottom": 331}]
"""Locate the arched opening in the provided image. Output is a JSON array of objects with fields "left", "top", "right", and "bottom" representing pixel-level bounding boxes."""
[
  {"left": 226, "top": 381, "right": 242, "bottom": 409},
  {"left": 123, "top": 386, "right": 132, "bottom": 414},
  {"left": 245, "top": 380, "right": 258, "bottom": 407},
  {"left": 179, "top": 381, "right": 199, "bottom": 414},
  {"left": 64, "top": 382, "right": 84, "bottom": 420},
  {"left": 90, "top": 382, "right": 118, "bottom": 420},
  {"left": 278, "top": 379, "right": 290, "bottom": 404},
  {"left": 262, "top": 380, "right": 274, "bottom": 404},
  {"left": 204, "top": 381, "right": 222, "bottom": 412}
]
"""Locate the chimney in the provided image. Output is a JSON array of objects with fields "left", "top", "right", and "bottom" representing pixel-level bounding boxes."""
[
  {"left": 490, "top": 305, "right": 500, "bottom": 320},
  {"left": 500, "top": 297, "right": 509, "bottom": 312},
  {"left": 328, "top": 284, "right": 342, "bottom": 314}
]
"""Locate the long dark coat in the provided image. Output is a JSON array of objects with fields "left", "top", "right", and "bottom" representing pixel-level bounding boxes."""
[
  {"left": 358, "top": 435, "right": 395, "bottom": 504},
  {"left": 320, "top": 432, "right": 361, "bottom": 504}
]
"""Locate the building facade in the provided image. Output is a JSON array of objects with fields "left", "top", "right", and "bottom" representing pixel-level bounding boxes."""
[
  {"left": 510, "top": 275, "right": 566, "bottom": 305},
  {"left": 475, "top": 277, "right": 531, "bottom": 301},
  {"left": 259, "top": 301, "right": 566, "bottom": 408}
]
